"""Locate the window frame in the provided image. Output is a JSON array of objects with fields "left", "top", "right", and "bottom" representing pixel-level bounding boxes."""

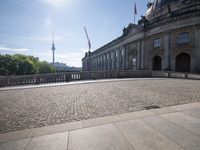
[
  {"left": 177, "top": 32, "right": 190, "bottom": 45},
  {"left": 153, "top": 38, "right": 161, "bottom": 48}
]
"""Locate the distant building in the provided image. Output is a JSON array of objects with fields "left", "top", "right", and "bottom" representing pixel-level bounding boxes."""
[
  {"left": 51, "top": 62, "right": 81, "bottom": 72},
  {"left": 50, "top": 33, "right": 81, "bottom": 72},
  {"left": 53, "top": 62, "right": 67, "bottom": 70},
  {"left": 82, "top": 0, "right": 200, "bottom": 73}
]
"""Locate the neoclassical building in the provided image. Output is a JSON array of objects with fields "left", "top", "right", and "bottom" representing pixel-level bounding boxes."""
[{"left": 82, "top": 0, "right": 200, "bottom": 73}]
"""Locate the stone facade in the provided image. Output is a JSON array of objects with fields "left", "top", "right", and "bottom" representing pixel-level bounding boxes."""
[{"left": 82, "top": 0, "right": 200, "bottom": 73}]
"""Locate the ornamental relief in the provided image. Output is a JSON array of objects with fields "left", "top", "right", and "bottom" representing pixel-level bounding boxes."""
[
  {"left": 128, "top": 49, "right": 137, "bottom": 61},
  {"left": 128, "top": 49, "right": 137, "bottom": 57},
  {"left": 173, "top": 48, "right": 191, "bottom": 57},
  {"left": 150, "top": 48, "right": 164, "bottom": 58},
  {"left": 128, "top": 43, "right": 137, "bottom": 50}
]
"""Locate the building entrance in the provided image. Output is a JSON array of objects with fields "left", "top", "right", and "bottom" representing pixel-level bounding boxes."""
[
  {"left": 175, "top": 53, "right": 191, "bottom": 72},
  {"left": 152, "top": 56, "right": 162, "bottom": 70}
]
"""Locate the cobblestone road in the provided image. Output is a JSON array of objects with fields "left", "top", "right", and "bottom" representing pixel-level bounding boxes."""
[{"left": 1, "top": 79, "right": 200, "bottom": 133}]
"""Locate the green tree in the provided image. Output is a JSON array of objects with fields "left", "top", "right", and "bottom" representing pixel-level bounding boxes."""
[
  {"left": 0, "top": 54, "right": 18, "bottom": 75},
  {"left": 13, "top": 54, "right": 37, "bottom": 75},
  {"left": 0, "top": 54, "right": 55, "bottom": 76},
  {"left": 17, "top": 59, "right": 36, "bottom": 75},
  {"left": 37, "top": 61, "right": 55, "bottom": 74}
]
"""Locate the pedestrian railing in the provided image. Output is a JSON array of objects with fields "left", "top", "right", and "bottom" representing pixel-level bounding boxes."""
[{"left": 0, "top": 70, "right": 200, "bottom": 87}]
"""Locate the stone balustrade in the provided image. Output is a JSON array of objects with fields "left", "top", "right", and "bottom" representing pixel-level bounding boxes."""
[{"left": 0, "top": 70, "right": 200, "bottom": 87}]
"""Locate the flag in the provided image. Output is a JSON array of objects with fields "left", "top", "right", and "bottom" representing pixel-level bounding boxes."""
[{"left": 134, "top": 2, "right": 137, "bottom": 15}]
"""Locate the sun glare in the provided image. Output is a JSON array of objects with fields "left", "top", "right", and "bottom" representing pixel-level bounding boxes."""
[{"left": 43, "top": 0, "right": 67, "bottom": 7}]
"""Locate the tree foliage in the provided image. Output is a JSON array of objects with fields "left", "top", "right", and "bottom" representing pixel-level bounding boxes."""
[{"left": 0, "top": 54, "right": 55, "bottom": 76}]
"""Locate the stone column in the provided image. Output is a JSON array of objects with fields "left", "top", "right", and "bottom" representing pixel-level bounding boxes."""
[
  {"left": 101, "top": 55, "right": 103, "bottom": 70},
  {"left": 104, "top": 54, "right": 107, "bottom": 70},
  {"left": 110, "top": 53, "right": 113, "bottom": 70},
  {"left": 92, "top": 59, "right": 95, "bottom": 71},
  {"left": 94, "top": 57, "right": 97, "bottom": 71},
  {"left": 103, "top": 54, "right": 106, "bottom": 70},
  {"left": 107, "top": 53, "right": 109, "bottom": 70},
  {"left": 105, "top": 54, "right": 107, "bottom": 70},
  {"left": 119, "top": 49, "right": 122, "bottom": 70},
  {"left": 90, "top": 59, "right": 93, "bottom": 71},
  {"left": 106, "top": 53, "right": 108, "bottom": 70},
  {"left": 99, "top": 55, "right": 102, "bottom": 70},
  {"left": 122, "top": 47, "right": 125, "bottom": 70},
  {"left": 141, "top": 40, "right": 145, "bottom": 70},
  {"left": 112, "top": 51, "right": 115, "bottom": 70},
  {"left": 115, "top": 51, "right": 117, "bottom": 70},
  {"left": 94, "top": 59, "right": 96, "bottom": 71},
  {"left": 116, "top": 50, "right": 120, "bottom": 70},
  {"left": 121, "top": 49, "right": 123, "bottom": 70},
  {"left": 96, "top": 57, "right": 98, "bottom": 71},
  {"left": 195, "top": 26, "right": 200, "bottom": 73},
  {"left": 98, "top": 56, "right": 100, "bottom": 71},
  {"left": 94, "top": 57, "right": 96, "bottom": 71},
  {"left": 101, "top": 56, "right": 103, "bottom": 70},
  {"left": 171, "top": 33, "right": 176, "bottom": 72},
  {"left": 136, "top": 42, "right": 141, "bottom": 70},
  {"left": 91, "top": 59, "right": 93, "bottom": 71},
  {"left": 125, "top": 46, "right": 129, "bottom": 70},
  {"left": 114, "top": 51, "right": 117, "bottom": 70},
  {"left": 163, "top": 33, "right": 171, "bottom": 71},
  {"left": 144, "top": 40, "right": 149, "bottom": 70}
]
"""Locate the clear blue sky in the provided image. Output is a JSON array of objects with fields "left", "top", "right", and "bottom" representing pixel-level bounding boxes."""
[{"left": 0, "top": 0, "right": 149, "bottom": 67}]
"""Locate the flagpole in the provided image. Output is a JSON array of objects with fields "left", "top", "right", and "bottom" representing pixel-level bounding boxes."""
[
  {"left": 134, "top": 2, "right": 137, "bottom": 24},
  {"left": 134, "top": 2, "right": 136, "bottom": 24}
]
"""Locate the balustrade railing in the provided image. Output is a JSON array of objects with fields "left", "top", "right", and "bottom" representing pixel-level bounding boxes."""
[
  {"left": 0, "top": 70, "right": 199, "bottom": 87},
  {"left": 147, "top": 3, "right": 200, "bottom": 28},
  {"left": 152, "top": 71, "right": 200, "bottom": 80}
]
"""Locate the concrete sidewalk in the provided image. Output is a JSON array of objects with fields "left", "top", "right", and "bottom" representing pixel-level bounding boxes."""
[{"left": 0, "top": 102, "right": 200, "bottom": 150}]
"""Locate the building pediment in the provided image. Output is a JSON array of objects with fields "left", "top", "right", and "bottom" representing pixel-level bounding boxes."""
[{"left": 122, "top": 23, "right": 143, "bottom": 38}]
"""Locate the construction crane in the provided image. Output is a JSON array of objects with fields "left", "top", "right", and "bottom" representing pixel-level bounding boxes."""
[{"left": 84, "top": 27, "right": 91, "bottom": 52}]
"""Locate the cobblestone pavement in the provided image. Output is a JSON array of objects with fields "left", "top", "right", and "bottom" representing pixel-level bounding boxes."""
[{"left": 1, "top": 79, "right": 200, "bottom": 133}]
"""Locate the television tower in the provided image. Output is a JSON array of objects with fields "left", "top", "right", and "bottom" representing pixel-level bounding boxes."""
[{"left": 52, "top": 32, "right": 56, "bottom": 64}]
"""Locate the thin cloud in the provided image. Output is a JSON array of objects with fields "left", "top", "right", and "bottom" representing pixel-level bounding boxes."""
[
  {"left": 0, "top": 46, "right": 30, "bottom": 52},
  {"left": 38, "top": 51, "right": 83, "bottom": 67},
  {"left": 24, "top": 35, "right": 66, "bottom": 42}
]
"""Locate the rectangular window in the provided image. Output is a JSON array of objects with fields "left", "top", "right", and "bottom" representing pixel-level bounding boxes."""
[
  {"left": 177, "top": 32, "right": 190, "bottom": 44},
  {"left": 153, "top": 38, "right": 161, "bottom": 48}
]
